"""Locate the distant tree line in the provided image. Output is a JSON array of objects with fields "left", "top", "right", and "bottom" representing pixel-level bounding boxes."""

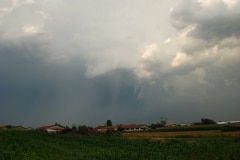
[
  {"left": 149, "top": 118, "right": 217, "bottom": 129},
  {"left": 149, "top": 119, "right": 167, "bottom": 129},
  {"left": 193, "top": 118, "right": 216, "bottom": 125},
  {"left": 61, "top": 125, "right": 89, "bottom": 135}
]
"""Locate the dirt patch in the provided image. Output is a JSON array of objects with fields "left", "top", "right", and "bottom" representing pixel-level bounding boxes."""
[{"left": 122, "top": 131, "right": 240, "bottom": 140}]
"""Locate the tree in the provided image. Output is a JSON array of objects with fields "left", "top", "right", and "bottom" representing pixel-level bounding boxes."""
[
  {"left": 6, "top": 125, "right": 12, "bottom": 129},
  {"left": 72, "top": 124, "right": 77, "bottom": 131},
  {"left": 149, "top": 123, "right": 164, "bottom": 129},
  {"left": 201, "top": 118, "right": 216, "bottom": 125},
  {"left": 117, "top": 125, "right": 124, "bottom": 132},
  {"left": 160, "top": 117, "right": 168, "bottom": 126},
  {"left": 106, "top": 120, "right": 112, "bottom": 126},
  {"left": 78, "top": 125, "right": 88, "bottom": 135}
]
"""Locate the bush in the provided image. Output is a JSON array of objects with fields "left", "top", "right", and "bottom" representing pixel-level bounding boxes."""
[
  {"left": 78, "top": 125, "right": 88, "bottom": 135},
  {"left": 201, "top": 118, "right": 216, "bottom": 125},
  {"left": 221, "top": 126, "right": 240, "bottom": 132},
  {"left": 61, "top": 127, "right": 72, "bottom": 134},
  {"left": 106, "top": 129, "right": 121, "bottom": 136},
  {"left": 149, "top": 123, "right": 164, "bottom": 129}
]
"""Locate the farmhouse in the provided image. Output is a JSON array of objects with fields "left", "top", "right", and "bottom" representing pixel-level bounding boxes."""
[
  {"left": 117, "top": 124, "right": 149, "bottom": 131},
  {"left": 165, "top": 122, "right": 177, "bottom": 127},
  {"left": 95, "top": 126, "right": 113, "bottom": 132},
  {"left": 217, "top": 121, "right": 228, "bottom": 125},
  {"left": 95, "top": 124, "right": 149, "bottom": 132},
  {"left": 217, "top": 121, "right": 240, "bottom": 125},
  {"left": 36, "top": 124, "right": 65, "bottom": 133}
]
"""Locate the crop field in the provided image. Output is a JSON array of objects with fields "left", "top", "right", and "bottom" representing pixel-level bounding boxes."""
[
  {"left": 122, "top": 130, "right": 240, "bottom": 141},
  {"left": 0, "top": 130, "right": 240, "bottom": 160},
  {"left": 121, "top": 123, "right": 240, "bottom": 141}
]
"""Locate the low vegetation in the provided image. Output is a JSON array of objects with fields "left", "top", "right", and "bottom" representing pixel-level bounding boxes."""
[
  {"left": 148, "top": 123, "right": 240, "bottom": 132},
  {"left": 0, "top": 130, "right": 240, "bottom": 160}
]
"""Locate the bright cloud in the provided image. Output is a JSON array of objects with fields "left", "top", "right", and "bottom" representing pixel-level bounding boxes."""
[
  {"left": 164, "top": 38, "right": 172, "bottom": 44},
  {"left": 198, "top": 0, "right": 240, "bottom": 8},
  {"left": 171, "top": 52, "right": 194, "bottom": 67},
  {"left": 22, "top": 25, "right": 39, "bottom": 34}
]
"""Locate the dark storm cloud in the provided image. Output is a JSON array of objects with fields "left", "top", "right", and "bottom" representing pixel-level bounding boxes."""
[
  {"left": 171, "top": 0, "right": 240, "bottom": 41},
  {"left": 0, "top": 38, "right": 143, "bottom": 126},
  {"left": 90, "top": 69, "right": 141, "bottom": 108}
]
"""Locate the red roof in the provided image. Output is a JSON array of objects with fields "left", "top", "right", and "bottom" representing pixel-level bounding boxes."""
[
  {"left": 95, "top": 124, "right": 148, "bottom": 130},
  {"left": 115, "top": 124, "right": 147, "bottom": 129},
  {"left": 36, "top": 124, "right": 65, "bottom": 131}
]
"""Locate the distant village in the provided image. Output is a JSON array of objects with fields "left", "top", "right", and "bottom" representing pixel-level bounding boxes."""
[
  {"left": 1, "top": 119, "right": 240, "bottom": 134},
  {"left": 0, "top": 123, "right": 149, "bottom": 134}
]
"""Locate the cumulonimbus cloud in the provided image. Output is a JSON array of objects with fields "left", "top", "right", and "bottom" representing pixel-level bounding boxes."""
[{"left": 0, "top": 0, "right": 240, "bottom": 126}]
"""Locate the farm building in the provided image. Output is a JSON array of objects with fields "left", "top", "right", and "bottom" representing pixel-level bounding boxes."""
[
  {"left": 95, "top": 124, "right": 149, "bottom": 132},
  {"left": 117, "top": 124, "right": 149, "bottom": 131},
  {"left": 95, "top": 126, "right": 113, "bottom": 132},
  {"left": 165, "top": 122, "right": 177, "bottom": 127},
  {"left": 217, "top": 121, "right": 240, "bottom": 124},
  {"left": 36, "top": 124, "right": 65, "bottom": 133}
]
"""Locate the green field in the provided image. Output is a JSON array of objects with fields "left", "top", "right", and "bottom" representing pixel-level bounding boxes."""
[{"left": 0, "top": 130, "right": 240, "bottom": 160}]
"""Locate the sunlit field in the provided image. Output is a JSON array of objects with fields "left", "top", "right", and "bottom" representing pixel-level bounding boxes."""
[{"left": 122, "top": 130, "right": 240, "bottom": 141}]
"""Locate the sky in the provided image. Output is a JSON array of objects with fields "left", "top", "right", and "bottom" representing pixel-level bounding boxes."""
[{"left": 0, "top": 0, "right": 240, "bottom": 127}]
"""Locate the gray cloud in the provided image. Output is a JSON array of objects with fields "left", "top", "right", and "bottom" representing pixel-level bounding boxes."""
[
  {"left": 0, "top": 38, "right": 144, "bottom": 126},
  {"left": 171, "top": 0, "right": 240, "bottom": 43},
  {"left": 169, "top": 0, "right": 240, "bottom": 73},
  {"left": 137, "top": 0, "right": 240, "bottom": 122}
]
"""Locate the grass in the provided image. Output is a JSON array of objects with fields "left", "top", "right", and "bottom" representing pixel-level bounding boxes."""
[{"left": 0, "top": 130, "right": 240, "bottom": 160}]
